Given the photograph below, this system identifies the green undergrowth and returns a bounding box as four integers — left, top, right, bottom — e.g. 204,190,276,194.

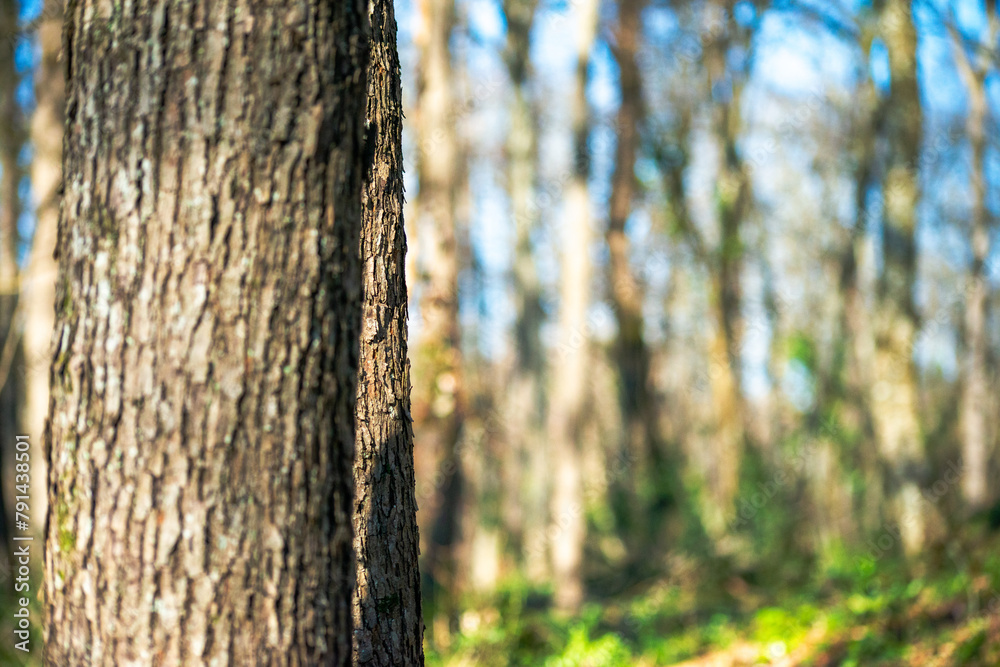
425,531,1000,666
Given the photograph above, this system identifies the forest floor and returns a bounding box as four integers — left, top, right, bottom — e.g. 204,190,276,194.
426,527,1000,666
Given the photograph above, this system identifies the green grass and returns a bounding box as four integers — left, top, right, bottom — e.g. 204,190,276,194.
425,533,1000,666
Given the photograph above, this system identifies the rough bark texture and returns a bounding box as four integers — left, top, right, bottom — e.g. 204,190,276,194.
23,0,65,534
870,0,925,553
548,0,598,614
352,1,424,664
45,2,368,664
412,0,465,638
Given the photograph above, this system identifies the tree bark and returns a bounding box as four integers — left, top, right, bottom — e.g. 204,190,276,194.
870,0,925,554
352,1,424,664
549,0,599,614
44,2,368,663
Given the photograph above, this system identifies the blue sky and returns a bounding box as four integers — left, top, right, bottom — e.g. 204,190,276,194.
393,0,998,403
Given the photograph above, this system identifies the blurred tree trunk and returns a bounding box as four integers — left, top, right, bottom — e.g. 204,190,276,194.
870,0,925,554
701,0,754,535
500,0,544,579
0,0,24,563
0,0,21,293
805,119,872,548
951,13,994,512
352,1,425,664
23,0,63,535
606,0,668,525
45,2,368,662
413,0,466,641
839,72,883,536
656,88,736,542
607,0,680,554
549,0,599,614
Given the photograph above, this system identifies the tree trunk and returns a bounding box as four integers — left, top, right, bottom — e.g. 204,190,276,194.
549,0,599,614
352,1,424,664
44,2,369,663
0,0,21,295
0,0,24,294
951,14,994,512
412,0,465,640
870,0,925,554
837,51,882,536
23,0,64,537
606,0,671,535
701,0,753,536
500,0,544,577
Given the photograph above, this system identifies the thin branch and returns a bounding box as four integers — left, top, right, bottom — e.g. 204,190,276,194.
917,0,1000,70
769,0,860,42
0,295,23,396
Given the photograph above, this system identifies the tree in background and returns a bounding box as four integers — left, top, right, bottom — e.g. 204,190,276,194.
500,0,545,579
413,0,467,640
0,0,23,568
951,2,997,513
0,0,23,309
353,0,425,663
45,2,368,661
836,10,884,538
22,0,62,536
869,0,927,554
605,0,671,544
665,0,761,537
548,0,599,614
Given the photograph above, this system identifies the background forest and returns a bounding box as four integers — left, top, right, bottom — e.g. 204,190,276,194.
2,0,1000,664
